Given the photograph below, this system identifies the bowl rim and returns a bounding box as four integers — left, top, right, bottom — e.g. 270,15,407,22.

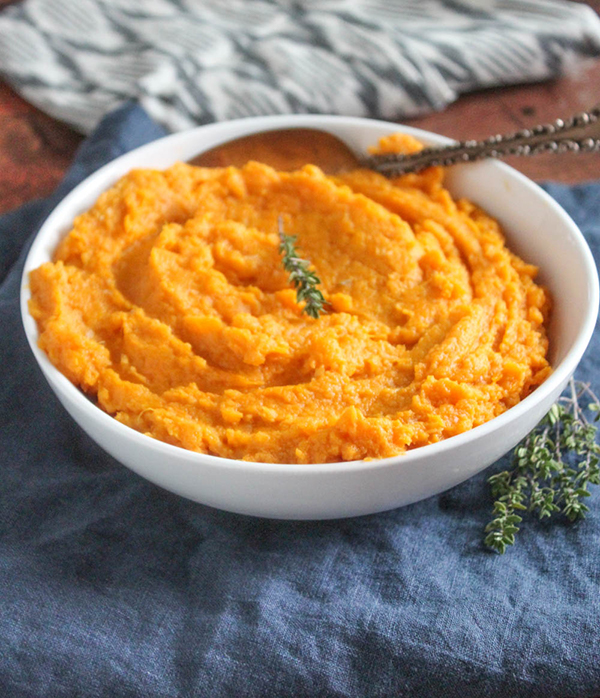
20,113,600,475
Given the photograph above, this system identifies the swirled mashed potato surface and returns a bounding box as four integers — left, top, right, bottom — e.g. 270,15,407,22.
29,135,551,464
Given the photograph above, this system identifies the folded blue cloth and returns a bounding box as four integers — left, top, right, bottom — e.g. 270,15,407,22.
1,103,599,698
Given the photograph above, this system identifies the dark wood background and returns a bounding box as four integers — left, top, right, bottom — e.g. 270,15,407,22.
0,0,599,215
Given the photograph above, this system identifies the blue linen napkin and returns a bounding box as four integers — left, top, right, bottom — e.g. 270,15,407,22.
1,103,600,698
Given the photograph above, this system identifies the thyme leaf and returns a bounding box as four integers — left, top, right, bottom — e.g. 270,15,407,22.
484,379,600,554
278,216,329,319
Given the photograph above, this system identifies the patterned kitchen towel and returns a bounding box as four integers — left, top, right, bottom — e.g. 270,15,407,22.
0,0,599,134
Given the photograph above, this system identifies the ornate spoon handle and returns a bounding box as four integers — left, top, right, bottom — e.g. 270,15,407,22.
363,106,600,176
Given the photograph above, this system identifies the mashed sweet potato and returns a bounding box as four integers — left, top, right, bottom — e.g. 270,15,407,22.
29,134,551,464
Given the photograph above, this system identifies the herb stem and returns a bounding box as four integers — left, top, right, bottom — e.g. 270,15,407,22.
278,216,329,319
484,378,600,554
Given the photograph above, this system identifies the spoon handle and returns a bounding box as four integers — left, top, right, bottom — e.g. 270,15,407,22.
363,106,600,176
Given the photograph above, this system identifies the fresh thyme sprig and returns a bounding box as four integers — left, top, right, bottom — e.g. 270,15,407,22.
278,216,328,319
484,379,600,554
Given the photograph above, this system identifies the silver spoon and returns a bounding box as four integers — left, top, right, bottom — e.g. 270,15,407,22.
363,105,600,176
190,106,600,176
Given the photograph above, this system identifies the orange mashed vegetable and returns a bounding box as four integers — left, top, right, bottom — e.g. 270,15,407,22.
29,134,551,464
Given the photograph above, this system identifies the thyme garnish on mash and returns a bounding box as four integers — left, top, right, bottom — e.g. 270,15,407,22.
278,216,329,319
484,379,600,554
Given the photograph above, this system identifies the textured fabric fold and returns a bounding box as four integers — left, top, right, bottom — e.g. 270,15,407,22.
1,104,600,697
0,0,599,133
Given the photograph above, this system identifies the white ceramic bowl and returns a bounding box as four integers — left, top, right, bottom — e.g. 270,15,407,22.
21,115,599,519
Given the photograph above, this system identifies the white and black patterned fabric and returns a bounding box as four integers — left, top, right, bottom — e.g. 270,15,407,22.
0,0,599,134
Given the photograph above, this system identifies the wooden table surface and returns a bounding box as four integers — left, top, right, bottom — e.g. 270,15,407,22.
0,0,599,215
